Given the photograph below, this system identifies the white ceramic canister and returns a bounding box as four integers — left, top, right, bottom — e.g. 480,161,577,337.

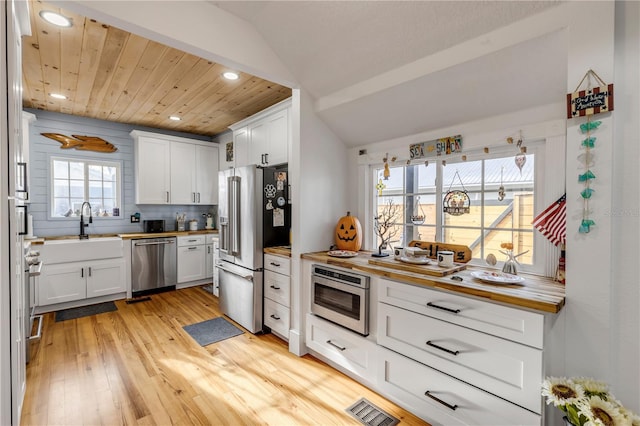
189,219,198,231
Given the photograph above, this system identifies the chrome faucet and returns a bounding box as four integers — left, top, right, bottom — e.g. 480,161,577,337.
79,201,92,239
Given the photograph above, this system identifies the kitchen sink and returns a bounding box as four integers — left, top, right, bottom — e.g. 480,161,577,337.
42,237,123,263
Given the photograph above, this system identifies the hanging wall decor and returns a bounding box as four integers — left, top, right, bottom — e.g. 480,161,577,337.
411,196,426,225
42,133,117,153
567,69,614,119
578,116,600,234
409,135,462,160
443,170,470,216
498,166,506,201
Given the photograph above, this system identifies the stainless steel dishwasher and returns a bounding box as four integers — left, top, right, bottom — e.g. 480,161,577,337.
131,237,177,296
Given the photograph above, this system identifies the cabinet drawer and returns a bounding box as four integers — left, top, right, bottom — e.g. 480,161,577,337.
205,234,218,245
264,270,290,307
306,314,376,380
378,302,542,413
264,254,290,275
178,235,205,247
378,348,541,426
264,298,289,338
379,278,544,348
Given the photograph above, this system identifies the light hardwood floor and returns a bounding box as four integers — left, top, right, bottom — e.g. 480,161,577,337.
22,286,428,425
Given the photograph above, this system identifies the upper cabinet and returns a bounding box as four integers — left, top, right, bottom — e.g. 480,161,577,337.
230,98,291,168
131,130,219,205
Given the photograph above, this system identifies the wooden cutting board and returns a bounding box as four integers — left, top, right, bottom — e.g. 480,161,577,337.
368,256,466,277
407,240,472,263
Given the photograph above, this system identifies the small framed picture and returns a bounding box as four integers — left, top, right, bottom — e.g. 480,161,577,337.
226,142,234,162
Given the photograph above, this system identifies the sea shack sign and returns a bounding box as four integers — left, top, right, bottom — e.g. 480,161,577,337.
566,84,614,119
410,135,462,159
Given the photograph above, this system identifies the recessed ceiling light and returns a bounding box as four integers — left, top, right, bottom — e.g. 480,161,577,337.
169,116,181,121
39,10,73,28
223,71,239,80
49,93,67,100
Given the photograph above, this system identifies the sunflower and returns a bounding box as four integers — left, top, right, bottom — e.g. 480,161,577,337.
542,377,585,408
619,406,640,426
579,396,631,426
574,377,610,397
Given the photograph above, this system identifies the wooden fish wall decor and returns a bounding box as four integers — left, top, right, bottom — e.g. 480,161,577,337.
41,133,118,153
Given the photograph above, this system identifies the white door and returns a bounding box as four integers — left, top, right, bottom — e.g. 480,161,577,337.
38,263,87,305
86,259,126,298
136,137,171,204
195,144,218,204
177,245,206,283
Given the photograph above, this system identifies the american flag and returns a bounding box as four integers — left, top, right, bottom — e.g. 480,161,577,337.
532,194,566,246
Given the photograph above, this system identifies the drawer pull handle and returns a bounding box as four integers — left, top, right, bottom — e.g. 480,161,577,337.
270,314,280,320
426,340,459,356
270,262,281,267
426,302,461,314
270,285,281,290
425,391,458,411
326,340,346,351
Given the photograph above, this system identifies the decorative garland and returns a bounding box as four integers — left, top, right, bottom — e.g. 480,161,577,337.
578,117,600,233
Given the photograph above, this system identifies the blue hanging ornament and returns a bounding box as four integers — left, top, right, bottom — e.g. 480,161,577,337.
580,121,602,133
579,219,596,233
578,170,596,182
580,188,595,199
581,137,596,148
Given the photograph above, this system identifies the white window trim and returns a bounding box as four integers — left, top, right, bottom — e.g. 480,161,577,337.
49,156,123,220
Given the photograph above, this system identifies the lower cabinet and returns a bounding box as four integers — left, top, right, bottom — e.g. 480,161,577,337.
177,236,206,283
263,253,291,339
38,259,125,306
378,348,541,426
306,314,377,381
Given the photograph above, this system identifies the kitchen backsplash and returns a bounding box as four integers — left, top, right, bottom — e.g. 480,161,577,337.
25,109,218,237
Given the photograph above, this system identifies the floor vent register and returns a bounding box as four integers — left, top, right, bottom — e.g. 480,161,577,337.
346,398,400,426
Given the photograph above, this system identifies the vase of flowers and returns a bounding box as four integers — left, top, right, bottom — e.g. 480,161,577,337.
542,376,639,426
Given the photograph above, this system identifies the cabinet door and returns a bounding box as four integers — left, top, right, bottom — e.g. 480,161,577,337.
177,245,206,283
249,120,268,165
195,144,218,204
265,108,289,166
86,259,126,298
233,127,250,167
170,142,197,205
38,263,86,305
205,244,214,279
135,137,171,204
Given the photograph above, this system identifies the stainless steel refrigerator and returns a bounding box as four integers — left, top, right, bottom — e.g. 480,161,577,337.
217,164,289,334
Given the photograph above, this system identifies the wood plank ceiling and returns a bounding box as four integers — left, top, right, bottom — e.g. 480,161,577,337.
22,0,292,136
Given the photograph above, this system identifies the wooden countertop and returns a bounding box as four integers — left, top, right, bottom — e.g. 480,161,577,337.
301,251,565,314
264,246,292,257
29,229,218,244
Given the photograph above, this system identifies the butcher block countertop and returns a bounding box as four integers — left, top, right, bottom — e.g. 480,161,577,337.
264,246,292,257
301,251,565,314
29,229,218,244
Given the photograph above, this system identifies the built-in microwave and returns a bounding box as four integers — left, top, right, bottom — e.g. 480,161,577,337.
310,264,370,336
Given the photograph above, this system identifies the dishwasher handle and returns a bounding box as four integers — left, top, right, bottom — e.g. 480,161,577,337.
134,240,175,246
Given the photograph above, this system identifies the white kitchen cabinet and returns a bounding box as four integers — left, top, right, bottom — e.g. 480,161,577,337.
306,314,377,381
38,259,125,306
263,253,290,339
133,133,171,204
132,130,219,205
377,278,546,422
177,236,206,283
230,98,291,167
378,347,540,426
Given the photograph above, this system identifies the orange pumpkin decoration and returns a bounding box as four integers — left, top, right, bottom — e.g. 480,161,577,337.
335,211,362,251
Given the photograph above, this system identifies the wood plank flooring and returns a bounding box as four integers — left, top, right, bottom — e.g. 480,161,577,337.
22,287,428,425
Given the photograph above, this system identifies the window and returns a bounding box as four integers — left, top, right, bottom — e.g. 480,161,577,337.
373,152,537,268
51,157,122,218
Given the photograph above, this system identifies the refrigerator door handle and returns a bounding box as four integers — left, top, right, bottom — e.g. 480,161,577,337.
217,263,253,281
228,175,241,256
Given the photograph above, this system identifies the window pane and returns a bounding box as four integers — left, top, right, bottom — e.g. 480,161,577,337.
102,181,114,198
69,180,84,197
410,164,436,193
53,179,69,197
483,229,533,266
53,160,68,179
377,166,404,195
53,198,70,217
444,191,481,227
88,164,102,180
70,199,84,216
89,181,103,198
69,162,84,179
406,224,436,245
104,166,117,182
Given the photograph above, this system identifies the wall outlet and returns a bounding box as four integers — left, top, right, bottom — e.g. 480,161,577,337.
131,215,140,223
